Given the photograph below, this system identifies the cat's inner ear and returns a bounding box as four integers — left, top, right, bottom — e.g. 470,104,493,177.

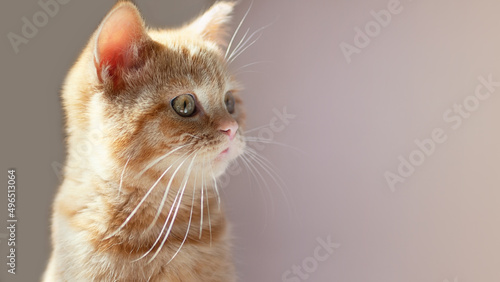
93,2,149,87
187,1,235,46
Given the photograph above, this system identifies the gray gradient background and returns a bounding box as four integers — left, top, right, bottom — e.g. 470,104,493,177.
2,0,500,281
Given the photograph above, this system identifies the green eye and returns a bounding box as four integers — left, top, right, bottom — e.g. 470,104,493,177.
171,94,196,117
225,91,235,114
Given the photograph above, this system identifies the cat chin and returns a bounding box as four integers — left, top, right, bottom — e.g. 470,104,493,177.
210,160,233,178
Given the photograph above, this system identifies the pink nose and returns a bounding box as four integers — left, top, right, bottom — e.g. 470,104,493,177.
219,119,239,141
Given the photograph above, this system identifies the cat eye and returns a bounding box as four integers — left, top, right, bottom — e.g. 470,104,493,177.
225,91,235,114
171,94,196,117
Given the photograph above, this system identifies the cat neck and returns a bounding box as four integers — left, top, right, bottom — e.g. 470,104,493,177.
92,171,227,260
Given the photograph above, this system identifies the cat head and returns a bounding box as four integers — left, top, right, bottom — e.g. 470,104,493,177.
65,1,245,183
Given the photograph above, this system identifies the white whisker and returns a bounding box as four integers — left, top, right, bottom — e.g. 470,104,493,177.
244,148,294,219
118,157,131,196
167,167,197,264
148,151,199,263
104,150,191,240
239,154,273,225
211,174,221,210
147,150,197,231
245,147,285,183
134,150,199,262
224,0,253,59
234,60,272,74
228,25,266,64
240,152,275,215
139,144,188,176
135,175,184,262
199,157,205,239
204,163,212,246
243,136,305,154
243,123,277,134
228,17,277,64
183,133,201,140
228,28,250,61
228,32,262,65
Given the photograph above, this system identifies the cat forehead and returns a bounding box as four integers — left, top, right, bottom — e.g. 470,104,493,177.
145,29,238,106
147,29,221,55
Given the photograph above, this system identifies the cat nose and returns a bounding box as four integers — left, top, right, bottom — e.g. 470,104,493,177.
219,119,238,141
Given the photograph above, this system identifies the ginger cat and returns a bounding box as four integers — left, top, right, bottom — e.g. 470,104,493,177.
43,1,245,281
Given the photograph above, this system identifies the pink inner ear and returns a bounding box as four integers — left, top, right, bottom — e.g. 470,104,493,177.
94,4,146,82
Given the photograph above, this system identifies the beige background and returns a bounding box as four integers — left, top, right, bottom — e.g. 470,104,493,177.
2,0,500,281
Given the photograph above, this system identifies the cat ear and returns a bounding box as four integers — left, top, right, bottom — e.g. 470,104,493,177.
93,2,150,87
187,1,235,46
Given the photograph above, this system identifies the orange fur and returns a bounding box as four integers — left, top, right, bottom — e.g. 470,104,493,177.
43,1,244,281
